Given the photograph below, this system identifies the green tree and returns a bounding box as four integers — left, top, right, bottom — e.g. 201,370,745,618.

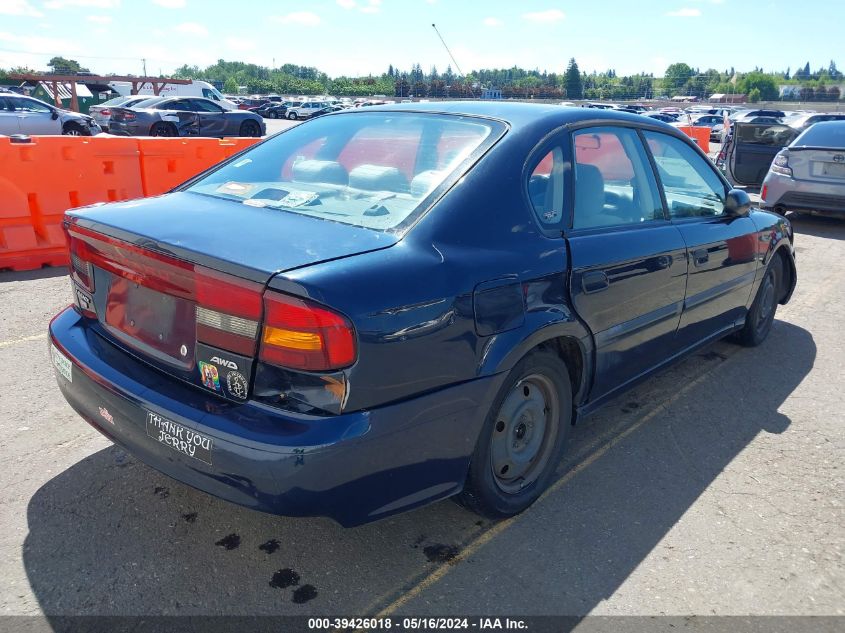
737,72,779,101
748,88,761,103
223,77,239,94
664,62,693,95
564,58,582,99
47,56,87,74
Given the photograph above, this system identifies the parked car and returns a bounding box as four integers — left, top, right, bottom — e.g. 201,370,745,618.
0,93,101,136
718,121,799,187
108,96,265,137
286,101,330,119
238,97,268,110
309,104,344,119
49,103,796,526
787,112,845,132
760,121,845,217
643,112,678,123
89,95,152,132
250,102,289,119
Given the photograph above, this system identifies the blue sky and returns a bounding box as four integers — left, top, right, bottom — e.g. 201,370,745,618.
1,0,842,78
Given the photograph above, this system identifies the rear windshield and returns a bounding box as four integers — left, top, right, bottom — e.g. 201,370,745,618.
186,112,501,231
793,122,845,148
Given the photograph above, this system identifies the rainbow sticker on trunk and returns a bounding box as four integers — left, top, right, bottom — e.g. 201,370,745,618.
198,361,221,392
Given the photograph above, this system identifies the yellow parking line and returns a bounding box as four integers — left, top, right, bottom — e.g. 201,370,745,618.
0,332,47,349
372,347,738,618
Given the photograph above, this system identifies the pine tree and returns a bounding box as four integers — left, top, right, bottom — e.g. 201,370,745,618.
564,58,583,99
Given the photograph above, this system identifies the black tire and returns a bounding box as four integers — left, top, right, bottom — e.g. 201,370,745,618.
269,111,277,119
239,120,261,137
150,122,177,137
62,123,85,136
457,350,572,519
735,257,781,347
288,112,298,120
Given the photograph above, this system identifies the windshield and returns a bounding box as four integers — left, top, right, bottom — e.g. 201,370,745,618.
792,121,845,148
186,112,501,231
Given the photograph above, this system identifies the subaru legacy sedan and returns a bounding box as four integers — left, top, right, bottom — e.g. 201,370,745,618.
49,103,796,526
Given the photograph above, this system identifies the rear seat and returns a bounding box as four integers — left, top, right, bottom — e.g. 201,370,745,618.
292,160,349,186
348,164,409,193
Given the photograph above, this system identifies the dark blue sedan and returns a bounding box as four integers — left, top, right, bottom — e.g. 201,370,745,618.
49,103,796,526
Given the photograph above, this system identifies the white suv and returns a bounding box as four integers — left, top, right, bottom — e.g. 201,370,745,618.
287,101,329,120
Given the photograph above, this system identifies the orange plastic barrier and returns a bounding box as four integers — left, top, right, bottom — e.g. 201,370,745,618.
0,135,142,271
137,137,260,197
0,135,262,271
677,126,710,155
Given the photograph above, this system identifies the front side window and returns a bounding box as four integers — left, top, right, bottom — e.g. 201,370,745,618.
572,126,664,229
16,98,52,113
186,112,501,232
643,131,726,218
191,99,223,113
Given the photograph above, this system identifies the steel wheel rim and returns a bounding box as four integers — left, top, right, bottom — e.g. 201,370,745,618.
757,271,776,330
65,128,81,135
490,373,559,494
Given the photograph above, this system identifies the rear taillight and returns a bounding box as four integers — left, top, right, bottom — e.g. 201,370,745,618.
771,151,792,177
761,185,768,202
122,111,136,121
100,108,110,116
64,223,263,355
260,293,356,372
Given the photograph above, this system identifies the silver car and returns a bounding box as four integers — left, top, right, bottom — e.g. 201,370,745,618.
88,95,151,132
0,93,101,136
760,121,845,218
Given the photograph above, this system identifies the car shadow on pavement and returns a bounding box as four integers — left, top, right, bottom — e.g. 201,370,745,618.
0,266,69,283
22,321,815,619
789,214,845,241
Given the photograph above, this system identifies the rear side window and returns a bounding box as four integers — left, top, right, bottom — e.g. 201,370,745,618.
793,122,845,147
186,112,501,232
643,131,726,218
572,127,664,229
527,149,564,227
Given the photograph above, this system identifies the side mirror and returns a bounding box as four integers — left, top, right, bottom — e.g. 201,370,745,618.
724,188,751,217
51,110,59,120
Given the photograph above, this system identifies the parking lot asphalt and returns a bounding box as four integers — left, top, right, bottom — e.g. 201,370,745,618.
0,215,842,620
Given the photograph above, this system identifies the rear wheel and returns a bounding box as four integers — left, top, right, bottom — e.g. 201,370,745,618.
457,350,572,518
239,120,261,137
150,122,177,137
735,258,781,347
268,111,277,119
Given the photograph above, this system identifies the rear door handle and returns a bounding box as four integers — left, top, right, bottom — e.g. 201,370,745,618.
692,248,709,266
582,271,609,294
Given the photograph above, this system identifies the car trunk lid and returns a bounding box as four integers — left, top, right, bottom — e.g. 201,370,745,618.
786,147,845,182
64,191,396,398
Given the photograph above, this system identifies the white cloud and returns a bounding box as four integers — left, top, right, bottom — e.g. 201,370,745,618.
43,0,119,8
666,7,702,16
359,0,381,13
0,31,79,53
173,21,207,35
152,0,186,7
86,14,112,22
522,9,565,23
272,11,321,25
336,0,356,7
482,17,503,27
0,0,43,17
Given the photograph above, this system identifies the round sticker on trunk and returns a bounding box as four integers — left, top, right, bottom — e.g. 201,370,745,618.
226,371,248,400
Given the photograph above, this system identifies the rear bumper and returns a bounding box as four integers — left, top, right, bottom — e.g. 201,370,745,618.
49,307,501,526
762,173,845,215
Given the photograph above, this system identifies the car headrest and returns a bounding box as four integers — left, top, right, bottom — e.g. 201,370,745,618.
410,170,444,197
292,160,348,186
574,164,605,223
349,164,408,193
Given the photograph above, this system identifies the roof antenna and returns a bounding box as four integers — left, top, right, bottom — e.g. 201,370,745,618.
431,23,475,98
